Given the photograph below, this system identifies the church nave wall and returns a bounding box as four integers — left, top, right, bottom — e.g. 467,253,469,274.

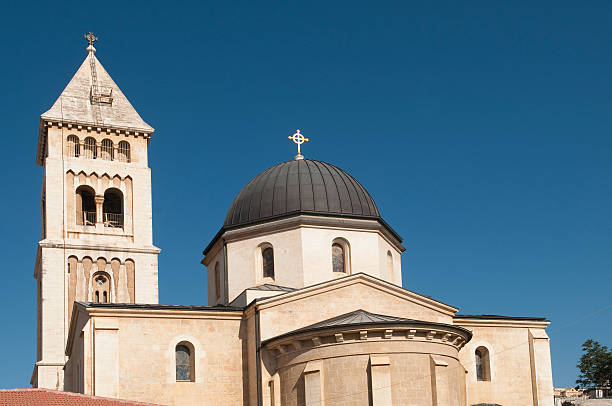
64,308,245,405
454,319,553,406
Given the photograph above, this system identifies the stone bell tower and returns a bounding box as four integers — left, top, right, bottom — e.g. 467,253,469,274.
32,34,160,389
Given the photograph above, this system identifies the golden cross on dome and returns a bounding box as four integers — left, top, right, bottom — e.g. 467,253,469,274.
288,129,309,160
84,32,98,46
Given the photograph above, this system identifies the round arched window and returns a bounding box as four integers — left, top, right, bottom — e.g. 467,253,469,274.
262,247,274,278
332,243,345,273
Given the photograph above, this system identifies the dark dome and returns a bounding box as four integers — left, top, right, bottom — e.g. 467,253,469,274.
224,159,381,228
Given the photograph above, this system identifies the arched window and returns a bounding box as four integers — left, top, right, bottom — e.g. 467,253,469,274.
118,141,131,163
475,347,491,381
100,139,114,160
262,247,274,278
386,251,393,280
92,272,110,303
83,137,97,159
332,238,350,273
76,185,96,226
176,342,195,382
214,262,221,300
103,188,123,228
332,243,345,273
67,135,80,157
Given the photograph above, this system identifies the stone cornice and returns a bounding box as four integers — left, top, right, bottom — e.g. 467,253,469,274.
41,119,153,138
38,240,161,254
84,307,244,320
453,317,550,329
264,322,471,359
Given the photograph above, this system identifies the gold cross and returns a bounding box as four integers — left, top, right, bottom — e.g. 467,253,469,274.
288,129,309,159
84,32,98,46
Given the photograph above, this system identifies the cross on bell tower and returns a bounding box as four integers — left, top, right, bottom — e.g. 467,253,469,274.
84,32,98,45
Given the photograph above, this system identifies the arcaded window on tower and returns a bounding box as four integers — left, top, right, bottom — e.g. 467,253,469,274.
92,272,110,303
176,342,195,382
475,346,491,381
262,247,274,279
83,137,97,159
67,135,80,157
76,185,96,226
103,188,123,228
118,141,131,163
101,139,114,160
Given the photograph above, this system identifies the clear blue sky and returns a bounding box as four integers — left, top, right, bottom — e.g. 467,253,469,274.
0,0,610,389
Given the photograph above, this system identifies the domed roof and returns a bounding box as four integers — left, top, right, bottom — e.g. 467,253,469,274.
224,159,381,228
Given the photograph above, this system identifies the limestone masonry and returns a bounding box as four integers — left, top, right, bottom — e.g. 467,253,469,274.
31,40,554,406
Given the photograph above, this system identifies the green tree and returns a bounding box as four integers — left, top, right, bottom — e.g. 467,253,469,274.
576,339,612,389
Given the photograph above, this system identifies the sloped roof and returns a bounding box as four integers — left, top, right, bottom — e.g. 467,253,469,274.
0,389,162,406
304,309,413,329
247,283,297,292
77,302,243,311
263,309,472,344
454,314,548,322
41,50,153,133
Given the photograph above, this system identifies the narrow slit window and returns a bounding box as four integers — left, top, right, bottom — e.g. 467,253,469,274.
475,347,491,381
332,243,345,273
214,262,221,300
262,247,274,278
176,343,194,382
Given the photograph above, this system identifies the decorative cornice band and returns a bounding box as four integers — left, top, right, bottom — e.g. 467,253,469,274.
265,323,471,358
41,118,153,138
38,241,161,254
453,318,550,329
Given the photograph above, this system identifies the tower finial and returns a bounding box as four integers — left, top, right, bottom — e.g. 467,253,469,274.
84,32,98,54
288,129,309,160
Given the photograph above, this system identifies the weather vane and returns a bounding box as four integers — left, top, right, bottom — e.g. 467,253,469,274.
288,129,309,160
84,32,98,46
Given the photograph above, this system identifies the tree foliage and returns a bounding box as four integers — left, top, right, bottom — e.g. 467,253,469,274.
576,339,612,389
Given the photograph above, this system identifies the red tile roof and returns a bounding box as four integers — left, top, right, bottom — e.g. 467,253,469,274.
0,389,163,406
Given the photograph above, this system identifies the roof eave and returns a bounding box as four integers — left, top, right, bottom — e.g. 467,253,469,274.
203,212,404,257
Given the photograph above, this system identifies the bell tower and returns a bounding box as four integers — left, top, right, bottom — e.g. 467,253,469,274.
32,34,160,389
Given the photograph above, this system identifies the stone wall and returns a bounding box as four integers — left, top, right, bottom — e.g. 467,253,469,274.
65,307,245,406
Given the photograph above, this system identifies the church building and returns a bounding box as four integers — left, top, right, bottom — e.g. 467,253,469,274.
31,35,554,406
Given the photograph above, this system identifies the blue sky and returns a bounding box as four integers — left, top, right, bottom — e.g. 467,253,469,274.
0,0,610,389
